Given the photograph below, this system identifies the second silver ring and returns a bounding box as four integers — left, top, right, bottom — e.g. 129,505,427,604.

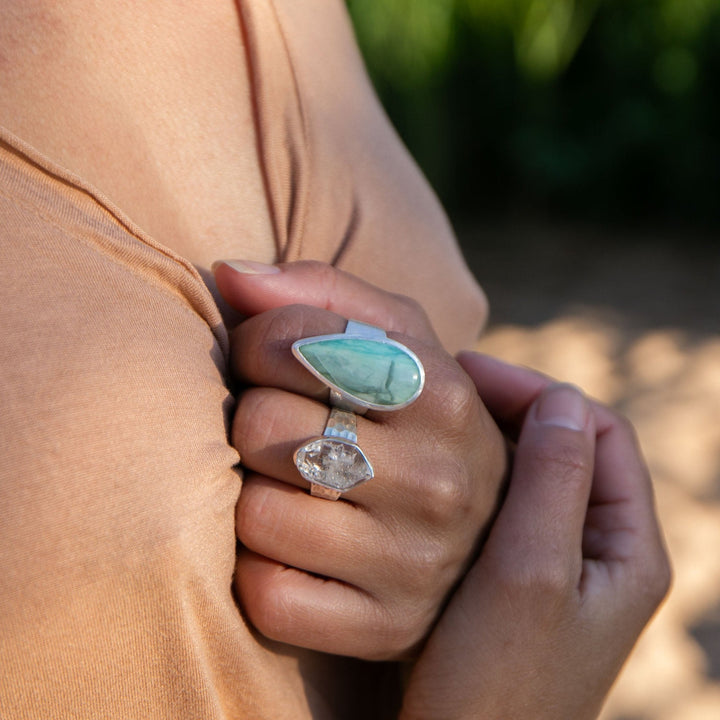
293,407,374,501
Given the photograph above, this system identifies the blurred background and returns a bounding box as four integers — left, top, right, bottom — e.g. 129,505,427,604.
347,1,720,718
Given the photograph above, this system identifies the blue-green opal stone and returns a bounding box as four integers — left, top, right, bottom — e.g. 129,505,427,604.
297,338,421,407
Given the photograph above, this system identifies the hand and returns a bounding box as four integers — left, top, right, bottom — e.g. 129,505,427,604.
213,260,507,660
400,354,671,720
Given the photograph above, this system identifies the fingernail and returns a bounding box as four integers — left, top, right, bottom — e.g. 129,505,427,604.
211,259,281,275
535,384,589,431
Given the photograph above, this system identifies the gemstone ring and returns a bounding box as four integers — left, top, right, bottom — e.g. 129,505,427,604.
291,320,425,499
294,407,374,500
291,320,425,414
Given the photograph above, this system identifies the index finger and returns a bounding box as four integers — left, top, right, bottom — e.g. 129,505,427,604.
231,303,472,431
457,352,625,438
460,352,669,574
213,259,439,343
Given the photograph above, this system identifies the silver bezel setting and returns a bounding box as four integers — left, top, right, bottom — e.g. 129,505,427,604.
293,436,374,493
291,322,425,413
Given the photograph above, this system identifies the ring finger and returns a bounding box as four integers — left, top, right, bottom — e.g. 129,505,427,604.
233,386,429,508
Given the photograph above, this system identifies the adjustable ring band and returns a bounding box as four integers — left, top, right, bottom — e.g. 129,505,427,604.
293,407,374,501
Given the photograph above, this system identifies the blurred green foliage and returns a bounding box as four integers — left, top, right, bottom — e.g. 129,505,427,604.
347,0,720,229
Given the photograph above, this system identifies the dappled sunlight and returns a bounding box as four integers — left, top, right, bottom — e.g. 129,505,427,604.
477,317,720,720
476,316,623,402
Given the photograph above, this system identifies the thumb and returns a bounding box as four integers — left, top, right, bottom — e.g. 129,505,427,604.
212,259,437,341
488,384,596,580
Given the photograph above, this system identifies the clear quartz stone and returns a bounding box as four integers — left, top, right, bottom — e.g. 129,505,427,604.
295,438,373,490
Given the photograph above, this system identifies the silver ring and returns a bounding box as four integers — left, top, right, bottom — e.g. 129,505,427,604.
294,407,374,500
291,320,425,413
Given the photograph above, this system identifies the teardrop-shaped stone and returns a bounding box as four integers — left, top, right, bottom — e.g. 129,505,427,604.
294,337,422,408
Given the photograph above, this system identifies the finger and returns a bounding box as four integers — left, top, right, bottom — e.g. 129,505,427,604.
591,413,653,509
459,356,665,555
488,384,596,579
457,352,634,446
231,304,351,401
232,305,487,437
236,474,426,593
233,387,334,489
462,354,670,599
233,387,477,515
456,352,554,433
233,386,393,502
214,259,438,342
584,413,670,584
235,549,421,660
458,352,618,437
231,303,437,409
580,415,671,626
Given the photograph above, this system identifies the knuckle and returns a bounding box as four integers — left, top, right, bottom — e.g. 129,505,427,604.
234,483,267,546
364,603,427,661
235,479,288,553
233,556,293,642
428,363,479,430
234,308,297,381
246,585,294,642
415,459,473,527
259,304,309,349
297,259,331,275
406,534,454,580
373,530,455,616
388,292,427,324
297,260,340,311
531,563,575,601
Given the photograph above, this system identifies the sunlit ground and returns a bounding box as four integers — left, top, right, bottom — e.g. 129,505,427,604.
464,221,720,720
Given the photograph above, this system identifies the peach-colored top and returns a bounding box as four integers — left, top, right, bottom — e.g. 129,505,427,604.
0,2,483,718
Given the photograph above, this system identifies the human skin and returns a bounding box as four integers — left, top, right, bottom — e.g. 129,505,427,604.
215,260,670,717
400,356,671,719
1,2,665,714
214,259,508,660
